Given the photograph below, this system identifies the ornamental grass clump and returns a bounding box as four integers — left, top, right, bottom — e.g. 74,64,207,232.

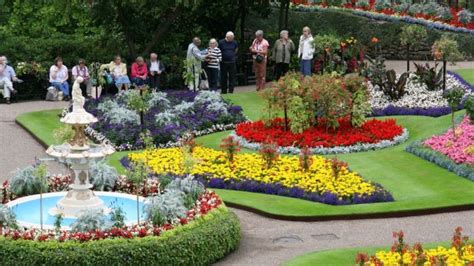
220,136,241,164
259,142,280,169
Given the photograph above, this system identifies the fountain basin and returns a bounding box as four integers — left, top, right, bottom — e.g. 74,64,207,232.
6,192,146,230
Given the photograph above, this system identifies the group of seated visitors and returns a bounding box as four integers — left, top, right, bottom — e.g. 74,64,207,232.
1,53,166,104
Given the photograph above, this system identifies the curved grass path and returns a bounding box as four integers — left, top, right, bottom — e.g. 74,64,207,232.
16,92,474,218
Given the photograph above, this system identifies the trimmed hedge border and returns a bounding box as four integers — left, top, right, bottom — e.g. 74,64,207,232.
0,207,240,266
406,141,474,181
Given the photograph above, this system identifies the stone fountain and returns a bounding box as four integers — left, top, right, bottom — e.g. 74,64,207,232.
46,77,115,218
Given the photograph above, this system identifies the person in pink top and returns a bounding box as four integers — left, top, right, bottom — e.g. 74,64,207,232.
249,30,269,91
130,56,148,87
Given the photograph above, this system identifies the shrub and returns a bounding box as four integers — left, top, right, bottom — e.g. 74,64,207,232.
9,165,48,196
144,189,187,226
465,95,474,124
413,62,443,91
314,75,352,129
422,2,439,16
436,6,454,21
71,210,110,232
89,160,118,191
356,0,369,9
109,201,126,228
0,207,240,266
288,95,313,133
0,204,17,231
382,70,409,101
166,176,205,208
443,87,466,138
457,10,473,25
374,0,391,11
393,2,409,13
407,3,423,16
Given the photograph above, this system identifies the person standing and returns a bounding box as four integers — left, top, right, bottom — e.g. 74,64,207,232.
147,53,165,91
205,39,222,91
131,56,149,87
186,37,207,91
250,30,269,91
71,59,92,97
49,57,70,101
272,30,295,81
298,26,314,77
107,55,131,90
219,31,238,94
0,56,18,104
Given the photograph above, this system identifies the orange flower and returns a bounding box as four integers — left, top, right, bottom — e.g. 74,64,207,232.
371,37,379,43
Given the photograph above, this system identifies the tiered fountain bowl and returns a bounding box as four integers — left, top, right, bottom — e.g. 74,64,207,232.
6,78,145,229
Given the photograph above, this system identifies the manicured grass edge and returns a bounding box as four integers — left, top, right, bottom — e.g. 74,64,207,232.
0,207,240,266
406,141,474,181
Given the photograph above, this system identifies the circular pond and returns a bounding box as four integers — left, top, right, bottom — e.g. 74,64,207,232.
6,191,145,230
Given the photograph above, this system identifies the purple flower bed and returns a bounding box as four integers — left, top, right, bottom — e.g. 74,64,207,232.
85,90,246,150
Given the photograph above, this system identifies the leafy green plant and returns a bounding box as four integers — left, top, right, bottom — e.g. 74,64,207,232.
9,165,48,197
382,70,409,101
71,210,110,232
432,34,463,90
144,189,187,227
109,201,126,228
166,176,205,208
351,89,372,127
288,96,312,134
362,55,387,90
443,87,465,138
53,214,63,233
464,95,474,124
90,160,118,191
413,62,443,91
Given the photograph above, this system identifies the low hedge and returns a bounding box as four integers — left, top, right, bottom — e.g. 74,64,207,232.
0,207,240,266
247,8,474,60
406,141,474,181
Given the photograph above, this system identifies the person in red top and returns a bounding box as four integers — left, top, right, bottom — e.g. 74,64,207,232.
131,56,148,87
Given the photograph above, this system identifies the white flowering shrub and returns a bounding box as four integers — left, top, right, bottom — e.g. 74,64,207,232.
369,73,472,110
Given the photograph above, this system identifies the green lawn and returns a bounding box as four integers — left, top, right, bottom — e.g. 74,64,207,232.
285,242,448,266
454,69,474,85
16,91,474,218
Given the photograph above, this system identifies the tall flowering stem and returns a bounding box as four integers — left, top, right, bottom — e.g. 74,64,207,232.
259,142,280,169
220,136,241,164
298,146,313,171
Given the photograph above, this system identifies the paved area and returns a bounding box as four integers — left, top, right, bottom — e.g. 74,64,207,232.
0,63,473,265
0,101,68,180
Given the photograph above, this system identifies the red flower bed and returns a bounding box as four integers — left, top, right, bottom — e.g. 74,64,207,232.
235,118,403,148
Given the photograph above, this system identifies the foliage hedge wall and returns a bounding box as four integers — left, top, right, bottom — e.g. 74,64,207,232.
247,9,474,60
0,207,240,266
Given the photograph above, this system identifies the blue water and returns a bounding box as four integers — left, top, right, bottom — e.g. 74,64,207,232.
10,195,145,227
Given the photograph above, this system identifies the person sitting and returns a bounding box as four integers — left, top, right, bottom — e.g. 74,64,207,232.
130,56,148,87
107,55,130,91
49,57,70,101
0,56,19,104
147,53,165,91
71,58,92,98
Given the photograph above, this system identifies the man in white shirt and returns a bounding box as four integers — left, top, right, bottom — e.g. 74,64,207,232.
147,53,165,91
0,56,19,104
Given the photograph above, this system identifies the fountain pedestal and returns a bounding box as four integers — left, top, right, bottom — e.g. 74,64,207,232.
46,77,115,218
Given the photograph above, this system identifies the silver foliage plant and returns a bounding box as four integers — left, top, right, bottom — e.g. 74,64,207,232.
0,204,17,228
71,209,110,232
89,160,118,191
148,91,171,110
9,165,48,196
166,175,205,202
97,99,140,125
144,189,187,224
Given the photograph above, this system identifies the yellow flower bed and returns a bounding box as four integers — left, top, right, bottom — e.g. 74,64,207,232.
129,146,380,199
372,245,474,265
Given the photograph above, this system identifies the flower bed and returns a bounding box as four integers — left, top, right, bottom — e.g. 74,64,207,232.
355,227,474,265
0,207,240,265
370,73,473,117
83,90,246,150
234,118,407,154
406,116,474,180
291,2,474,34
126,146,394,205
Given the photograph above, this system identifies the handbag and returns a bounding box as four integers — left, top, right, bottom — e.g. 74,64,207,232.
255,54,264,63
199,70,209,90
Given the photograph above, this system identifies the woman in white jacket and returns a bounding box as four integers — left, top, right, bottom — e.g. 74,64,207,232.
298,26,314,76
